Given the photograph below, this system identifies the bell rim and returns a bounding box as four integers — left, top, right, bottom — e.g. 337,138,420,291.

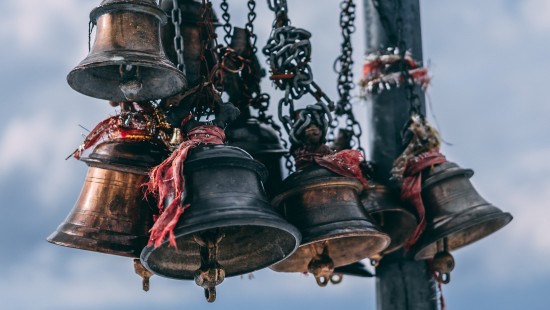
67,51,187,102
140,216,302,280
90,0,168,25
367,208,418,254
413,207,513,260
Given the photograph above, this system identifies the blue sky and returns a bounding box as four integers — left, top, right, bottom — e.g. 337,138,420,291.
0,0,549,309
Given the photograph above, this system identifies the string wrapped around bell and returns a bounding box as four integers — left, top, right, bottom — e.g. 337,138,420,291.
390,113,513,283
139,97,301,302
48,103,170,258
270,103,390,286
67,0,186,102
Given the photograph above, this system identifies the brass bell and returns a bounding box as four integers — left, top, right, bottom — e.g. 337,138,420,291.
362,183,417,258
413,161,513,260
48,140,168,257
160,0,219,85
67,0,186,102
226,116,287,198
140,145,301,301
270,165,390,285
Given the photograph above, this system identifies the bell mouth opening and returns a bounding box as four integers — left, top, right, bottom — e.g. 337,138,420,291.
140,223,301,280
414,211,513,260
271,232,390,273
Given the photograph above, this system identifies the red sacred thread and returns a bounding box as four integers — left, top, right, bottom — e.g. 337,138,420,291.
402,150,447,252
145,125,225,248
294,145,368,186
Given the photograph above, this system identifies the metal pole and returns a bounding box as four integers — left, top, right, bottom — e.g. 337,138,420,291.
363,0,439,309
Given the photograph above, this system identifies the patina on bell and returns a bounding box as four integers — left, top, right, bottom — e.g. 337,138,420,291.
270,165,390,286
48,140,168,257
67,0,186,102
413,161,513,260
140,145,301,297
160,0,218,85
362,183,417,258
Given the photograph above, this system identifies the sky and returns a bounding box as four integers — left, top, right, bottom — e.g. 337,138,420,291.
0,0,549,309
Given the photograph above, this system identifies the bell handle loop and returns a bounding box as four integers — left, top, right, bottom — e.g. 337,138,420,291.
315,275,329,287
437,272,450,284
370,258,379,267
330,274,343,284
205,287,217,303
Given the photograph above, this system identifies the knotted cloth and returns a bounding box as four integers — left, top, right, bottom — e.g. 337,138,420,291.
401,150,447,251
146,125,226,248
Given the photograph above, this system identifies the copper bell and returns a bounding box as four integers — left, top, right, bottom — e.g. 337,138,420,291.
160,0,218,85
413,161,513,261
227,117,286,198
362,183,417,260
48,140,168,257
271,165,390,286
140,145,301,301
67,0,186,102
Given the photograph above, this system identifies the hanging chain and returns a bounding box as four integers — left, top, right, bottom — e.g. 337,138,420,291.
171,0,186,72
330,0,364,155
245,0,258,53
220,0,232,46
267,0,288,15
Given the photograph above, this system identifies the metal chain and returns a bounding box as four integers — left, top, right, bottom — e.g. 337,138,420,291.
330,0,364,155
220,0,232,46
171,0,186,72
245,0,258,53
267,0,288,14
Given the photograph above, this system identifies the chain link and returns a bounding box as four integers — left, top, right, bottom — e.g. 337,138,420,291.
220,0,232,46
171,0,186,72
245,0,258,53
267,0,288,14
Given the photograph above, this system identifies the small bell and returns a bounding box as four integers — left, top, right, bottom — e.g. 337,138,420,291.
413,161,513,260
67,0,186,102
48,140,168,257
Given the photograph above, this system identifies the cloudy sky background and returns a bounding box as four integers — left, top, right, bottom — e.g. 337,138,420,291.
0,0,548,309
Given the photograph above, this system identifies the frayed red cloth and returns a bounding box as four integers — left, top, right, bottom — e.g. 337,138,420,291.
294,145,368,186
402,150,447,251
146,125,225,248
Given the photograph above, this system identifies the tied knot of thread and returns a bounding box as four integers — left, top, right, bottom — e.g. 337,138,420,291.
146,125,226,248
402,149,447,252
294,145,368,186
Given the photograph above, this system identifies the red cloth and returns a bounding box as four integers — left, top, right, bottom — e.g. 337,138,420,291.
294,145,368,186
402,150,447,251
146,125,226,248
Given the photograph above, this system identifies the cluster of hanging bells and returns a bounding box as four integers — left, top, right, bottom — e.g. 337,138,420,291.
49,0,513,303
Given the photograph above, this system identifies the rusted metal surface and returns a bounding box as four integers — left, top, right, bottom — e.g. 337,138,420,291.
140,145,301,282
48,140,167,257
68,0,186,102
271,165,390,284
413,161,513,260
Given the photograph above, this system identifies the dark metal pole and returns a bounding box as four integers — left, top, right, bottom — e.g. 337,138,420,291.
363,0,439,309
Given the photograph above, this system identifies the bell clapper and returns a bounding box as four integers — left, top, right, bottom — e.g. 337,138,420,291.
330,273,343,284
431,238,454,285
119,64,143,101
370,254,382,267
133,259,153,292
193,231,226,303
307,242,336,287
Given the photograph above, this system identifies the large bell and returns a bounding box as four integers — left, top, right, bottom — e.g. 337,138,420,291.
362,183,417,257
160,0,218,85
48,140,168,257
270,165,390,286
413,161,513,260
140,145,301,298
67,0,186,102
226,117,286,198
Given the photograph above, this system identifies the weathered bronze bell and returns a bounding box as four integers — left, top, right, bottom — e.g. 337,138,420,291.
160,0,218,86
362,183,417,258
226,117,286,198
67,0,186,102
270,165,390,285
48,140,168,257
413,161,513,260
140,145,301,300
